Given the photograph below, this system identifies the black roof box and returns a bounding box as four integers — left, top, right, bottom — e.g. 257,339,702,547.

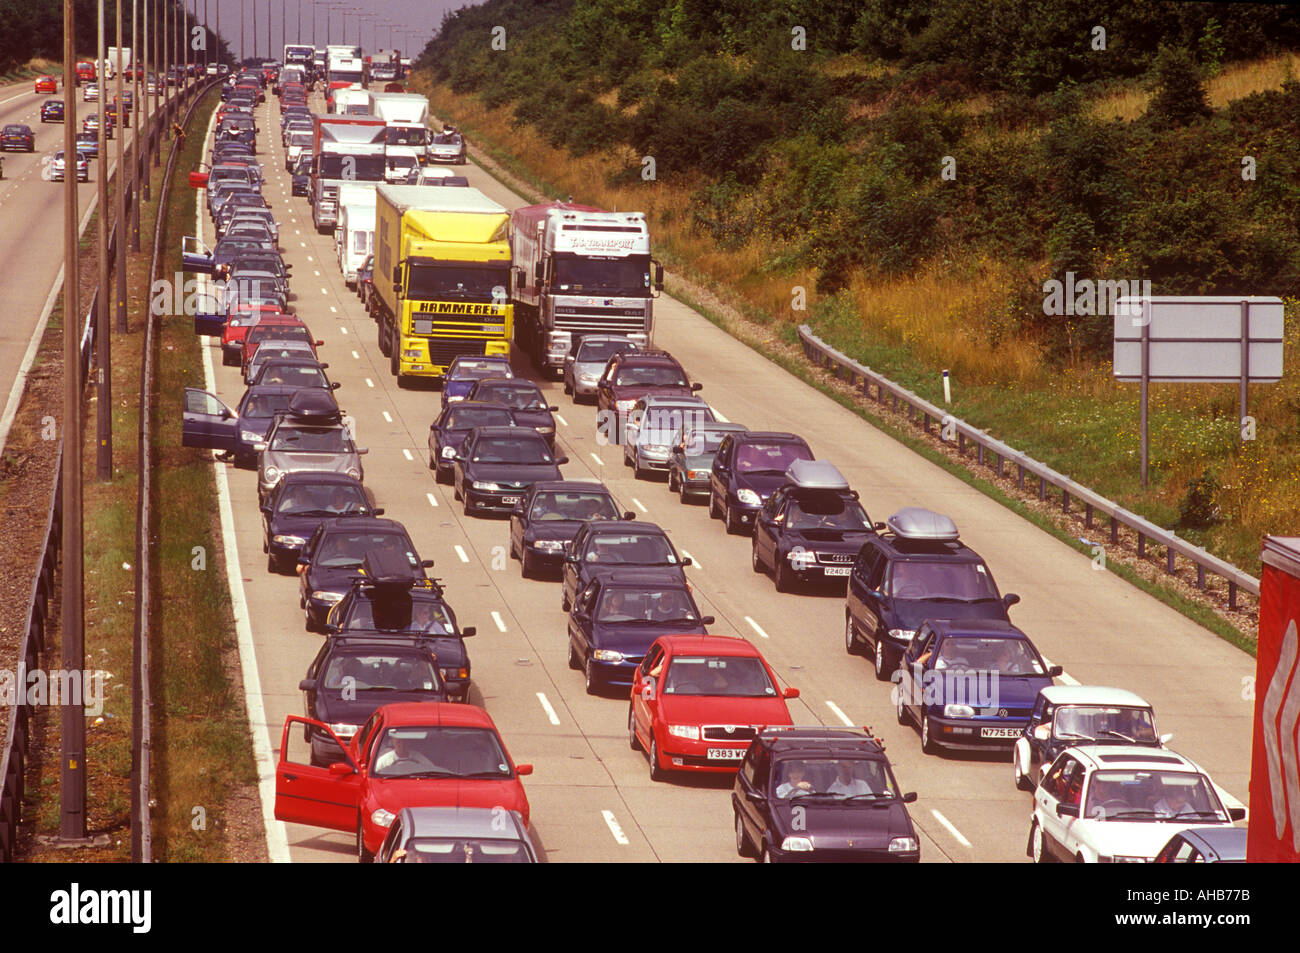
362,549,419,588
287,387,340,420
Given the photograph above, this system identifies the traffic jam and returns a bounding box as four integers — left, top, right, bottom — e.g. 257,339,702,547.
177,48,1247,865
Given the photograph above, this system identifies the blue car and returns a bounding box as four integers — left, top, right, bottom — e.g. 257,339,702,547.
895,618,1060,755
440,355,513,408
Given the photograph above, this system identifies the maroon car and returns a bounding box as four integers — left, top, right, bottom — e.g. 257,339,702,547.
595,349,702,444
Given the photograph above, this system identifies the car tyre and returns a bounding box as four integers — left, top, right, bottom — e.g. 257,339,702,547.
774,555,794,592
844,616,858,655
521,549,537,580
709,491,721,520
567,639,581,670
648,736,667,782
1014,753,1032,792
266,553,278,574
896,685,908,726
1029,820,1055,863
735,810,756,859
357,822,373,864
921,713,938,754
377,322,390,356
563,377,572,396
584,659,599,695
874,639,890,681
435,463,451,485
628,706,642,751
678,478,690,504
751,538,765,574
724,501,744,535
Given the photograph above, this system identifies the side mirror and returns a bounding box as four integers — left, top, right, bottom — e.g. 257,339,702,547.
392,266,400,283
1056,803,1080,818
421,559,434,569
370,508,384,516
328,761,354,777
690,383,703,392
902,791,918,804
515,763,533,777
681,557,692,567
1048,665,1063,677
653,262,664,291
622,511,636,520
1003,592,1021,609
548,405,559,412
1033,724,1050,741
700,616,715,626
356,448,369,455
298,678,316,692
461,626,476,638
555,456,569,466
295,561,308,574
1229,807,1246,822
783,687,800,700
259,500,272,514
251,442,267,452
331,382,341,390
873,521,887,531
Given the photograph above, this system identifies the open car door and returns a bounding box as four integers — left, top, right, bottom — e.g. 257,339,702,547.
274,715,361,833
181,387,239,453
182,235,215,275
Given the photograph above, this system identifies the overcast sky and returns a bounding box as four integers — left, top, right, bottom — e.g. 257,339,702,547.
195,0,476,61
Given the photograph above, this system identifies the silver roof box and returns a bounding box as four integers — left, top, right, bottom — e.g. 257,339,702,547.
784,459,849,491
887,507,958,541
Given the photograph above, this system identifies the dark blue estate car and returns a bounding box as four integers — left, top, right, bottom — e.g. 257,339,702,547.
427,400,516,484
708,431,814,535
895,618,1061,755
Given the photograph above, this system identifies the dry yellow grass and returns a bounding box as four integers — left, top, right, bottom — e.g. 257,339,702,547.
1091,51,1300,121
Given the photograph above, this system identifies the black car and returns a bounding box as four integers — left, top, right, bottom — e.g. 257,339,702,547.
508,480,629,578
732,727,920,864
214,238,281,278
427,401,516,484
296,518,433,632
567,568,714,695
40,100,64,123
667,421,749,503
290,154,311,195
1,123,35,152
325,570,477,702
464,378,559,448
299,635,448,766
450,425,568,517
751,460,879,592
261,471,376,573
560,520,689,612
844,507,1020,680
708,431,815,534
180,383,338,468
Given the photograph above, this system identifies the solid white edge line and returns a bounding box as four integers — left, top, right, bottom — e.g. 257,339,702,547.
601,809,630,845
491,610,506,632
536,692,560,726
825,700,854,726
195,103,291,863
745,616,770,639
426,491,438,508
930,809,972,848
453,545,469,563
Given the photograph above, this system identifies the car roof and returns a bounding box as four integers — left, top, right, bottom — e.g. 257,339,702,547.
441,400,514,415
598,567,694,589
617,351,683,366
279,470,365,486
468,425,549,439
380,701,496,730
868,532,981,562
400,806,527,840
659,634,759,657
528,480,610,493
318,516,405,534
473,378,540,391
728,430,807,444
757,727,887,759
584,520,666,537
1066,746,1199,771
1038,685,1151,707
1173,826,1247,857
927,619,1025,639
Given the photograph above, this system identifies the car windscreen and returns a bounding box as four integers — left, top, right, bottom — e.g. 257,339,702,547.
241,392,297,419
269,425,349,453
288,131,312,145
1053,707,1158,745
342,596,454,635
469,437,554,465
474,383,546,411
403,838,530,863
613,365,687,387
529,491,619,522
684,428,736,454
582,533,676,565
431,132,462,145
637,407,714,444
787,494,870,531
248,326,308,346
889,560,1000,601
258,364,328,387
448,360,511,381
596,587,696,624
576,340,634,363
773,758,899,800
3,125,28,134
662,656,776,697
1083,770,1226,823
386,127,428,146
406,263,509,304
369,726,511,779
445,406,514,430
933,637,1046,676
273,482,367,516
734,441,811,474
321,653,439,693
313,531,415,569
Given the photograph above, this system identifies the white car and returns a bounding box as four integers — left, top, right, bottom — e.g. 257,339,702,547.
1027,745,1245,863
623,395,715,476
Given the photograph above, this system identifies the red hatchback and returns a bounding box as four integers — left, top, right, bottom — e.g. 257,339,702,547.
629,635,798,780
34,75,57,94
275,702,533,862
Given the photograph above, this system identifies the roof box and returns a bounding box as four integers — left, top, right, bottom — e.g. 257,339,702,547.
362,549,419,588
784,459,849,491
887,507,958,541
287,387,340,420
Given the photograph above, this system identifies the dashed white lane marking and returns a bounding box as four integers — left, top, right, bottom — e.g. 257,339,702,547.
491,611,506,632
382,411,393,423
365,378,374,388
314,269,321,276
931,810,972,848
299,241,305,247
825,700,854,726
536,692,561,726
351,350,359,359
426,492,439,508
554,413,567,427
745,616,770,639
589,452,603,467
307,255,313,261
632,498,647,513
401,448,413,461
601,810,630,846
330,306,337,313
454,545,469,563
320,287,327,294
339,326,347,334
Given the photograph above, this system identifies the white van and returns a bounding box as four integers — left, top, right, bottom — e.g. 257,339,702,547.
335,183,377,286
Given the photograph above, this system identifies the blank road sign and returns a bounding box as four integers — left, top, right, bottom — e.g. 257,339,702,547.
1113,296,1284,383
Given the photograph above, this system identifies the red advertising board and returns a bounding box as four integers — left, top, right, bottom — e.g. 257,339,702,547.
1249,536,1300,862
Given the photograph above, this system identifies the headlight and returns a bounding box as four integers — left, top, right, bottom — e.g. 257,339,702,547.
403,348,421,358
263,466,280,482
240,429,261,443
644,444,668,454
311,590,344,603
272,534,307,546
447,395,465,402
440,445,457,459
686,469,708,480
667,724,700,740
1106,855,1147,863
472,481,501,492
531,539,564,553
370,808,395,828
781,836,814,852
736,489,760,506
440,667,468,680
944,704,974,718
615,399,636,411
592,649,625,662
327,722,359,738
888,836,919,853
535,426,554,434
346,467,362,480
888,628,917,642
579,372,598,383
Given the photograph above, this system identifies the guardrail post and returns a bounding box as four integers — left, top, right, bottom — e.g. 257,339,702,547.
1038,475,1046,501
1196,565,1205,590
1062,489,1069,514
977,443,984,466
1138,533,1146,558
958,433,966,453
922,412,930,433
995,453,1003,477
1110,516,1119,545
1229,581,1238,609
1167,547,1176,575
1017,464,1025,489
1085,503,1094,528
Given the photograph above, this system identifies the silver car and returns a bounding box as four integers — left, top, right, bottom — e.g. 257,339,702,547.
376,806,540,863
562,335,642,401
256,413,367,503
51,150,90,182
623,395,716,478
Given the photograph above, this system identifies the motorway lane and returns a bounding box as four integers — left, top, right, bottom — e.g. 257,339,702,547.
193,88,1252,864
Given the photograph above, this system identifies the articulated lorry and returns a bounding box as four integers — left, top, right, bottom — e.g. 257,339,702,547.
326,49,365,110
311,113,387,233
367,91,431,183
373,184,512,386
509,202,663,374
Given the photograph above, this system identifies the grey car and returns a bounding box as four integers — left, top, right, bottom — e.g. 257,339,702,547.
255,400,368,503
667,421,750,502
622,395,716,478
562,335,642,401
376,806,541,863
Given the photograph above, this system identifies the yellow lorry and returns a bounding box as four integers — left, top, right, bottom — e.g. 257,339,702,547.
373,184,512,386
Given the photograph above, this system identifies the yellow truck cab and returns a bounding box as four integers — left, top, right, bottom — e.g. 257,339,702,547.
373,184,512,386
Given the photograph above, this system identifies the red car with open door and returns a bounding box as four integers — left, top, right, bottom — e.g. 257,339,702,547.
629,634,798,781
275,702,533,862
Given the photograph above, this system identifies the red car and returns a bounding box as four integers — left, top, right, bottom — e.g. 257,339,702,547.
75,61,96,84
275,702,533,862
219,306,288,365
629,635,799,780
34,75,57,94
239,315,315,371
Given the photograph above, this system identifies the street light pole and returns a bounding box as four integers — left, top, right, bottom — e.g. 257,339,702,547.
115,0,127,335
96,0,111,482
131,0,141,246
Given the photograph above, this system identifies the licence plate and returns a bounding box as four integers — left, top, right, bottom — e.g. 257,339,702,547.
824,567,850,576
500,496,521,505
707,748,746,761
981,727,1020,739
